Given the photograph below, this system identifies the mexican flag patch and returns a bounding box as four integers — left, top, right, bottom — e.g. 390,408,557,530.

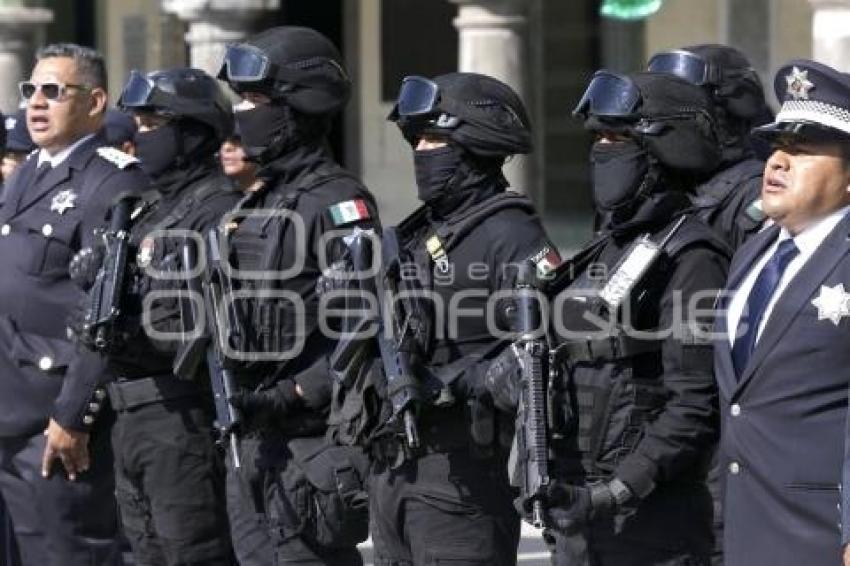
530,246,562,278
328,199,370,226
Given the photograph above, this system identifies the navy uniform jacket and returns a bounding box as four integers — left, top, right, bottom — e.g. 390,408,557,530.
0,134,148,437
714,214,850,565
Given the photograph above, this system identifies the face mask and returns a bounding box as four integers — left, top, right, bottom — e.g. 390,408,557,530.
414,145,461,204
133,123,181,179
234,103,293,162
591,140,649,213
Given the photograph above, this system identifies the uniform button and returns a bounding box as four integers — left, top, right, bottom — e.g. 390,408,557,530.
88,402,101,413
729,462,741,475
731,404,741,417
38,356,53,371
82,414,95,426
0,224,9,236
94,388,107,401
41,224,53,237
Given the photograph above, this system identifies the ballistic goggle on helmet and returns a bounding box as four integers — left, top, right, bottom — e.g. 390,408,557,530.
648,47,766,121
119,68,234,142
217,38,351,115
574,70,723,172
389,73,532,158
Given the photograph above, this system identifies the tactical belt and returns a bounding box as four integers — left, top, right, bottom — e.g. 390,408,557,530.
554,334,663,364
107,375,201,412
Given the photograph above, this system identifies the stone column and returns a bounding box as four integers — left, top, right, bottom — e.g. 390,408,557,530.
451,0,536,199
809,0,850,70
162,0,280,76
0,3,53,113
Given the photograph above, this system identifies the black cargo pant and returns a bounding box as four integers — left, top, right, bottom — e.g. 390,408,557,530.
370,447,521,566
0,419,122,566
546,483,714,566
111,393,232,565
225,432,363,566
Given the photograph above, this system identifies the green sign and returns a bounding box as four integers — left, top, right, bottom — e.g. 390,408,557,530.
600,0,663,20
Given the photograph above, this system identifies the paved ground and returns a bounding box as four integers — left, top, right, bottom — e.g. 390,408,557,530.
357,522,550,565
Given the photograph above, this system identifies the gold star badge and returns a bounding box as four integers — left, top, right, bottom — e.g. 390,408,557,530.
811,283,850,326
786,66,815,100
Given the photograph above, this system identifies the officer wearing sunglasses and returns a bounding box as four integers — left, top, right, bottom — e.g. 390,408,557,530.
0,43,149,566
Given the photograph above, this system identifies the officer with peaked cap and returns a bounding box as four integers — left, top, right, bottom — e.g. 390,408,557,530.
649,44,771,249
1,108,33,183
713,59,850,566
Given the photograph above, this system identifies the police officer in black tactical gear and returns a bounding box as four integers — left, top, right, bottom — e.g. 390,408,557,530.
217,26,378,566
68,67,239,565
649,44,772,249
485,70,730,565
0,43,149,566
357,71,557,566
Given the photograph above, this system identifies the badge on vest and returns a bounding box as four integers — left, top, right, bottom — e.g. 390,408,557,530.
50,189,77,214
599,236,661,311
811,283,850,325
328,199,370,226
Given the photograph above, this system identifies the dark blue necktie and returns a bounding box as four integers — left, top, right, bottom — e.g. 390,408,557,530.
731,238,800,378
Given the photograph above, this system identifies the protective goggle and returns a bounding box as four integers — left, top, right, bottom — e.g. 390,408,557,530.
647,50,721,87
396,76,442,117
119,70,158,107
219,43,271,83
19,80,89,102
573,71,641,118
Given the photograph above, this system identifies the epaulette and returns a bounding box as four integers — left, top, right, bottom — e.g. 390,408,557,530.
96,146,139,169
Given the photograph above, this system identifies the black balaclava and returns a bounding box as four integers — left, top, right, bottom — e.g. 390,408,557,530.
412,142,506,217
235,103,330,167
414,144,463,204
591,139,651,217
134,119,217,187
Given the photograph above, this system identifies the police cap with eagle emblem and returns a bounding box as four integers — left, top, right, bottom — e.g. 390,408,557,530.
754,59,850,143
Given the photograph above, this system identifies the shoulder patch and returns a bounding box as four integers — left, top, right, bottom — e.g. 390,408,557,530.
529,245,562,279
96,147,139,170
744,198,766,223
328,199,370,226
25,148,38,162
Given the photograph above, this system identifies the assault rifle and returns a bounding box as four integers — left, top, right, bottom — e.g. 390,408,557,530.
508,264,551,528
81,198,133,350
174,230,242,469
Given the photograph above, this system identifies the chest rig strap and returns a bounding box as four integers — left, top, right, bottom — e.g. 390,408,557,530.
421,192,537,270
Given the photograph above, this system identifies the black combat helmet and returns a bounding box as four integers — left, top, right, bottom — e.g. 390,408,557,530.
218,26,351,116
118,67,234,144
649,44,768,123
574,70,722,173
389,72,532,159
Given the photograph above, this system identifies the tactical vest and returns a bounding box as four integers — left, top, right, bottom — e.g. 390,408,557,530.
551,215,729,486
327,191,538,450
692,158,764,238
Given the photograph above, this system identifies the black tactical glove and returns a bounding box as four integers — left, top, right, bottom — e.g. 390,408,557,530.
545,479,632,532
69,245,105,290
229,380,302,420
481,344,524,412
